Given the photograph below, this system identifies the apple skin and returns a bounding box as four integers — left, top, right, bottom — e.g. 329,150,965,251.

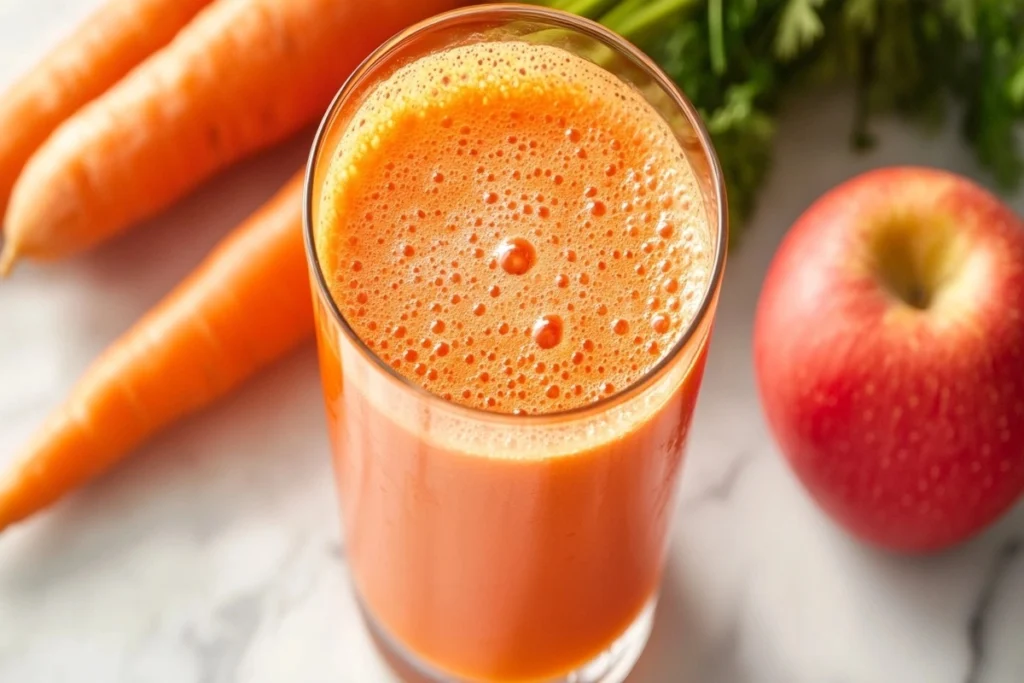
754,166,1024,552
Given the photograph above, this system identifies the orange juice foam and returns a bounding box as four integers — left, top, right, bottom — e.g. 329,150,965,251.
317,41,712,414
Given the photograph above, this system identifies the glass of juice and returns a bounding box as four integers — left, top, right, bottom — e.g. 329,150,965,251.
303,5,727,682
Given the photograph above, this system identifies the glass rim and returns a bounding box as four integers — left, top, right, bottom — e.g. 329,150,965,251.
302,3,728,424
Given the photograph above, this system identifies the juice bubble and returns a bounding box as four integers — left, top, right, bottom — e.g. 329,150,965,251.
651,314,671,334
532,315,564,350
496,237,536,275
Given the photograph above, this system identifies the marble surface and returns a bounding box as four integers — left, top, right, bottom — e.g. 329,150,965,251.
2,2,1023,682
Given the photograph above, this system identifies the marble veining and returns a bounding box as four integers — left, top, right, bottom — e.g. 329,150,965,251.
964,539,1022,683
2,1,1023,681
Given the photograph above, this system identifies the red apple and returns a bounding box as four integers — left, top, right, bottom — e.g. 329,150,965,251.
754,166,1024,552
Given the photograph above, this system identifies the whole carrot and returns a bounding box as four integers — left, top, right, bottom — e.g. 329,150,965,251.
0,0,463,273
0,172,311,532
0,0,213,221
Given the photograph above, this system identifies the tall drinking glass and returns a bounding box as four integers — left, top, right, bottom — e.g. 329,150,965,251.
304,6,727,682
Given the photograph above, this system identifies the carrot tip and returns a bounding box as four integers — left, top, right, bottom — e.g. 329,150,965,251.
0,243,18,277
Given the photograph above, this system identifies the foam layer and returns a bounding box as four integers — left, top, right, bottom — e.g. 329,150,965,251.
317,41,712,413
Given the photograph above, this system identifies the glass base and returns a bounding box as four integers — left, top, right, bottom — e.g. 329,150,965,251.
361,597,656,683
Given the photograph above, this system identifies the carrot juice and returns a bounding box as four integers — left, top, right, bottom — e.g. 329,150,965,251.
304,7,726,683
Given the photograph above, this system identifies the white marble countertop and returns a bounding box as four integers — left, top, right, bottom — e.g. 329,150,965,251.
2,2,1023,682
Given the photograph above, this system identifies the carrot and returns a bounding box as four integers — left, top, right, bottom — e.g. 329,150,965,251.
0,171,312,531
0,0,463,273
0,0,213,222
